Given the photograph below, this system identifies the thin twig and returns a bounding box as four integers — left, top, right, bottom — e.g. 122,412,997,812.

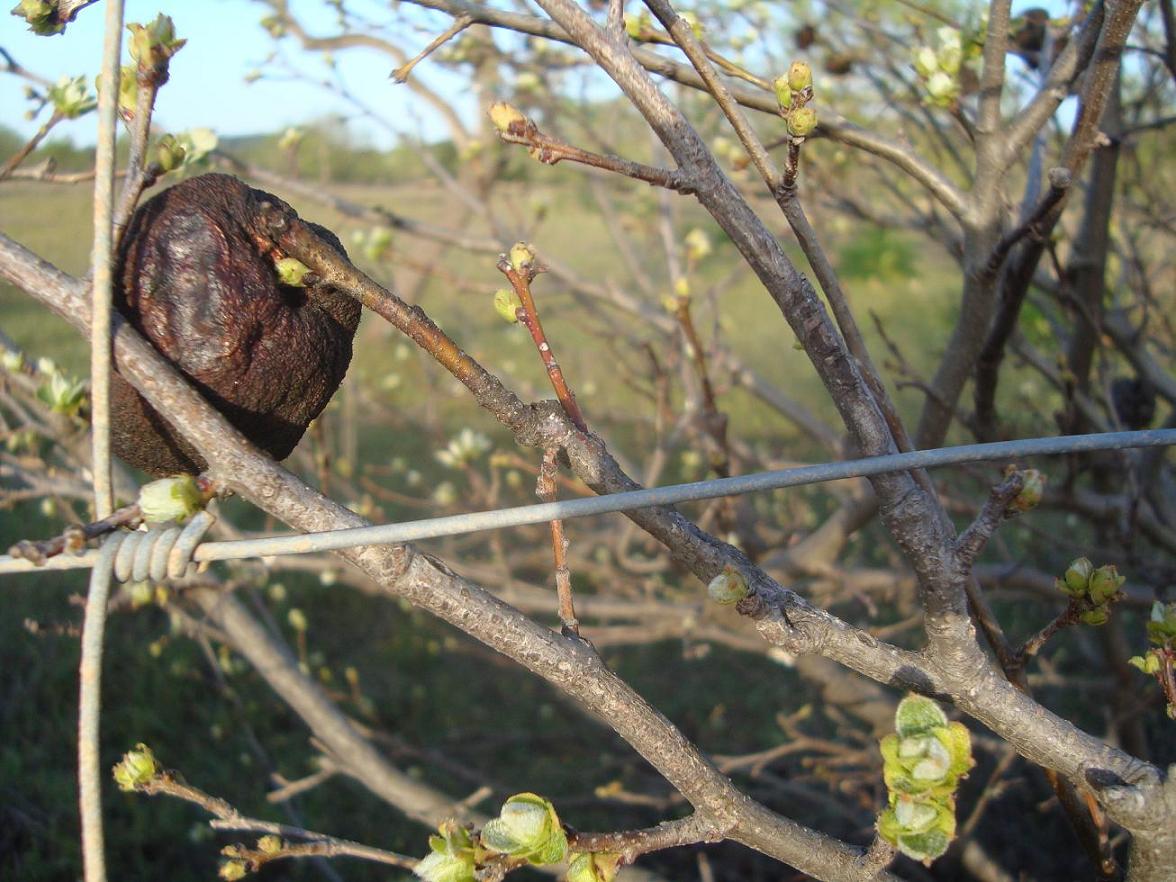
498,253,588,432
391,15,472,82
0,112,62,182
981,168,1072,281
538,447,579,634
955,472,1024,568
8,501,142,565
135,772,416,870
495,110,695,193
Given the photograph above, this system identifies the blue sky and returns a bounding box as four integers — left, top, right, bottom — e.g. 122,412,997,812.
4,1,1076,149
2,0,473,147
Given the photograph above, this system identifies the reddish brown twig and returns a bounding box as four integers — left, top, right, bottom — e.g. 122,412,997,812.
498,253,587,432
538,447,578,635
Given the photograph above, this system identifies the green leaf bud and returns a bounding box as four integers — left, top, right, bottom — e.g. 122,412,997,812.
1062,557,1094,595
684,228,713,262
509,241,537,272
1080,607,1109,627
1087,564,1125,604
787,60,812,92
173,127,218,165
480,793,568,865
924,71,959,106
218,861,249,881
894,695,948,738
786,106,818,138
1007,468,1045,513
127,14,186,70
112,743,158,791
37,368,88,415
137,475,206,525
275,257,312,287
1146,601,1176,644
154,134,186,172
13,0,64,35
1128,651,1161,675
773,74,793,110
707,566,749,605
256,835,283,855
287,608,308,633
47,74,97,119
493,288,523,324
913,46,939,78
567,852,622,882
489,102,526,135
1,348,24,372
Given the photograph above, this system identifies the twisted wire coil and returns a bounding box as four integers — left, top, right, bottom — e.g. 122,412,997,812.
105,511,217,583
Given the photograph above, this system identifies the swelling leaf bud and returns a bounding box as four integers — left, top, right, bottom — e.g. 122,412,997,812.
894,695,947,738
1007,468,1045,512
773,74,793,110
787,60,813,92
1146,601,1176,644
786,106,818,138
567,852,622,882
137,475,206,525
494,288,523,324
1079,607,1109,626
154,134,187,172
112,743,158,791
707,567,749,605
489,102,526,135
1087,564,1125,604
275,257,312,287
256,835,282,855
480,793,568,865
509,241,537,272
913,46,939,78
1062,557,1094,595
218,861,249,881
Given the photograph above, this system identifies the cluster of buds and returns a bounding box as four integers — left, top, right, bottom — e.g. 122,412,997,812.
45,74,97,119
877,695,973,865
1129,601,1176,719
112,743,159,791
415,821,477,882
414,794,569,882
773,61,818,139
912,27,979,108
127,14,185,80
12,0,68,35
1055,557,1126,626
218,835,286,879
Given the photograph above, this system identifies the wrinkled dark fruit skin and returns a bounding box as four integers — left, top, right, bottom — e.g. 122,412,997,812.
111,173,361,476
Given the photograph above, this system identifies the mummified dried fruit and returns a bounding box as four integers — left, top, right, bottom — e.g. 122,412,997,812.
112,173,361,475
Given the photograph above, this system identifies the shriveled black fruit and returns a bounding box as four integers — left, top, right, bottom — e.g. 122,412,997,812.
111,173,361,476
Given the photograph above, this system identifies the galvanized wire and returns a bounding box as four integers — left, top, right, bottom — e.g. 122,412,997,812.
2,429,1172,577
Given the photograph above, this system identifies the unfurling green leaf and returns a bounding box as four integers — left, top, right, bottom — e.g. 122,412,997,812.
480,793,568,865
